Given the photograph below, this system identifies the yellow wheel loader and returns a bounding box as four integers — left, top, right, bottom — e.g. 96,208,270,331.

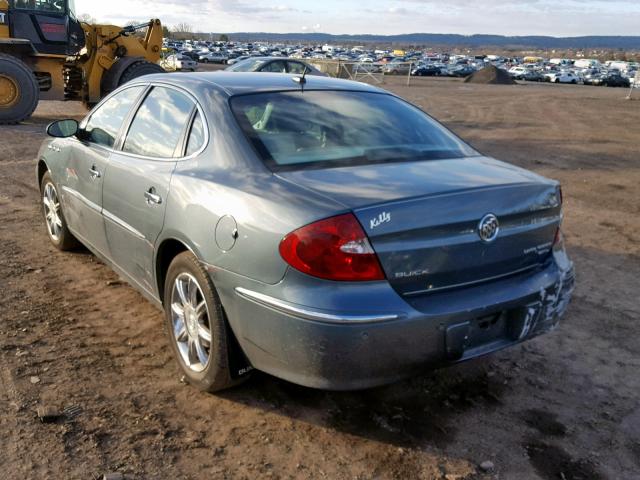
0,0,164,124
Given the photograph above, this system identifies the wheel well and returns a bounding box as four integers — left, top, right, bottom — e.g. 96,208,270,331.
155,239,189,303
37,159,48,187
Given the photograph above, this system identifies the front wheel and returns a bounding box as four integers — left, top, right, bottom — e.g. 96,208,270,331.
40,171,79,250
164,252,248,392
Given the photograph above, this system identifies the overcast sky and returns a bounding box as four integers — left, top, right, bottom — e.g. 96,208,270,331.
76,0,640,36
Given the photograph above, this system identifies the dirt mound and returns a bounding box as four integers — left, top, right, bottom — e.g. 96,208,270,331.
465,65,516,85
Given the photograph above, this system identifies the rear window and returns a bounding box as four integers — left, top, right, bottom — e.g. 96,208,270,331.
230,90,477,171
226,58,267,72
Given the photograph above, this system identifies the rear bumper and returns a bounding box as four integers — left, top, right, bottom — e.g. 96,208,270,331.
210,251,575,391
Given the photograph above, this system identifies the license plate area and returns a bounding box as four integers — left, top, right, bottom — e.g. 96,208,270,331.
445,304,542,361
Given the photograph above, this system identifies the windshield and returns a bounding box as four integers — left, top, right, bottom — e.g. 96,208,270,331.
11,0,67,12
226,58,267,72
230,90,477,171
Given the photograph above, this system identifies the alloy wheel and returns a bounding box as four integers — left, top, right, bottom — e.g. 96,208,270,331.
170,272,212,372
43,182,62,241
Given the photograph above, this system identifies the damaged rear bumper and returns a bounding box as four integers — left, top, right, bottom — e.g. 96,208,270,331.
215,251,575,391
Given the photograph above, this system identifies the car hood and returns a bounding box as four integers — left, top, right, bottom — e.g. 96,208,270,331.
275,156,555,210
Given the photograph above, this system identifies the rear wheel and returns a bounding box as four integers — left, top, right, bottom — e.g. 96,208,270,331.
164,252,248,392
117,60,165,87
0,54,39,125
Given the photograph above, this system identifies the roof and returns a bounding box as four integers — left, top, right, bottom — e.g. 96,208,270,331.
131,72,387,97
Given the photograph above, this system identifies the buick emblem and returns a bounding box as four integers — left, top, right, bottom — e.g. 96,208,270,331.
478,214,499,243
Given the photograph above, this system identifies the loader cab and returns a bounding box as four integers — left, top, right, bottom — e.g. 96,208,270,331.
8,0,84,55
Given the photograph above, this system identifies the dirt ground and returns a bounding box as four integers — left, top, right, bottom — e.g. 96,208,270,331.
1,74,639,480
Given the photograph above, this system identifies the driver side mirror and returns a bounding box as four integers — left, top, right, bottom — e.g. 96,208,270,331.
46,119,79,138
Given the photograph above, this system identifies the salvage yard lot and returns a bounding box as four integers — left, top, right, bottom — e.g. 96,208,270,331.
0,75,639,480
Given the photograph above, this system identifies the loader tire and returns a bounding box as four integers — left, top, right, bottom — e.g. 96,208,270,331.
0,54,39,125
118,60,166,86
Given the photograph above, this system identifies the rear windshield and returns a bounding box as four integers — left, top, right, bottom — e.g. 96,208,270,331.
230,90,477,171
226,58,267,72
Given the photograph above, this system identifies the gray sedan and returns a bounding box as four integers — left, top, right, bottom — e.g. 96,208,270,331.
225,56,326,76
38,72,574,391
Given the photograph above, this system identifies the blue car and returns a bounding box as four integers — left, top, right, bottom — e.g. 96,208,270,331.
38,72,575,391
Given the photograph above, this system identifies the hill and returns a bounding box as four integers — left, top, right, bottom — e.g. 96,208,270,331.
222,32,640,50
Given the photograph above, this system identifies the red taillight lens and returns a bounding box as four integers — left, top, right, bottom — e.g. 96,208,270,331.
553,227,565,251
558,186,563,206
279,213,385,281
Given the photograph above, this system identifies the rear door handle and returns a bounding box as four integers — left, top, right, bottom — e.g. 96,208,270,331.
144,188,162,205
89,166,101,179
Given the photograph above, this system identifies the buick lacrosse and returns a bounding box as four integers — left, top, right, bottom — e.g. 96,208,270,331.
38,72,574,391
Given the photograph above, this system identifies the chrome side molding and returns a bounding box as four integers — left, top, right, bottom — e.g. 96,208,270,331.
234,287,403,324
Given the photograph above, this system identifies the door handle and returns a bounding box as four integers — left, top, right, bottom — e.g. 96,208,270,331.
89,166,101,179
144,188,162,205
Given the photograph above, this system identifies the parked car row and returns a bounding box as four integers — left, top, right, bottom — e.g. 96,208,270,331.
160,38,637,88
507,62,635,87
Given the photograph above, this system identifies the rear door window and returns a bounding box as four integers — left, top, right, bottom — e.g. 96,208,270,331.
83,86,145,148
185,111,205,156
123,86,195,158
261,61,287,73
287,61,308,74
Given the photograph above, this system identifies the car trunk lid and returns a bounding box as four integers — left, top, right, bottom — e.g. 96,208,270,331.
276,157,561,295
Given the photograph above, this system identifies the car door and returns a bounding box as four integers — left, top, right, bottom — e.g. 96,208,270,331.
102,85,198,293
61,85,146,257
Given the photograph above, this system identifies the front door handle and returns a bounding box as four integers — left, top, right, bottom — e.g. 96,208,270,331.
144,188,162,205
89,166,101,179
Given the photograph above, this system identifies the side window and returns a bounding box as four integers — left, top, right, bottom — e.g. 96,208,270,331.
287,62,307,74
123,86,194,158
83,86,145,148
261,61,287,73
185,111,205,156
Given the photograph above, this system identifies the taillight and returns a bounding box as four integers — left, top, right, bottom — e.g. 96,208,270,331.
553,185,564,250
553,227,564,251
279,213,385,281
558,186,563,206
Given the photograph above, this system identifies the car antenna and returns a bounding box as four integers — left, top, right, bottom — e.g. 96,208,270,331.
292,65,309,90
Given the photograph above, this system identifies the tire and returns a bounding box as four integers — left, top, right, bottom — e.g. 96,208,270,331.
0,54,39,125
40,171,79,251
163,252,248,392
117,60,165,87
